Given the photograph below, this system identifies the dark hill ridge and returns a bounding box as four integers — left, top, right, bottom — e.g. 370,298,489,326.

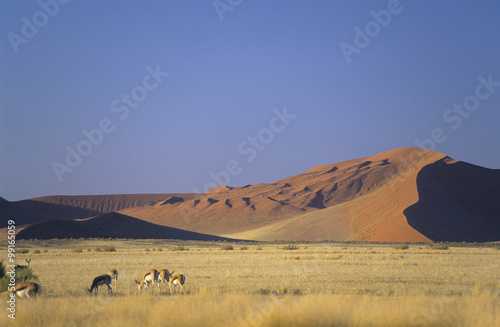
16,212,236,241
0,194,196,227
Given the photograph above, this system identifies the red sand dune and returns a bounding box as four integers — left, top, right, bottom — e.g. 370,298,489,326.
2,147,499,242
119,147,499,242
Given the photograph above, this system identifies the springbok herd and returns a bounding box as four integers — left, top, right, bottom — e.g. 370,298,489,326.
3,260,186,299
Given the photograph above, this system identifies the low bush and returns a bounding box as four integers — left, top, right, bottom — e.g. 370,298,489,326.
430,243,449,250
170,245,189,251
281,244,299,251
103,245,116,252
0,260,5,279
0,261,39,292
220,245,234,251
95,246,116,252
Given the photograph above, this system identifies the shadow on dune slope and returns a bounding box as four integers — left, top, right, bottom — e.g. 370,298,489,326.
16,212,237,241
403,157,500,242
0,199,100,227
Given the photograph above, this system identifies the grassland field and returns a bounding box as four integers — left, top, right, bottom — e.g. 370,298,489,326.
1,239,499,326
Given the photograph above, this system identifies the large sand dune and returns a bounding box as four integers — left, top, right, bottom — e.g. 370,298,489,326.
117,148,440,241
2,147,499,242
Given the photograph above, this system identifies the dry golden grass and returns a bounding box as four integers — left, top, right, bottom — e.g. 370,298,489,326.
1,240,499,326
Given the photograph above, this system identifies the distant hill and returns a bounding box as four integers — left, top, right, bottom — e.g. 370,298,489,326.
0,194,195,227
16,212,235,241
3,147,500,242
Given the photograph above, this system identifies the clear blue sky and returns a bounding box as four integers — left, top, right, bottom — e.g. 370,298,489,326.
1,0,500,201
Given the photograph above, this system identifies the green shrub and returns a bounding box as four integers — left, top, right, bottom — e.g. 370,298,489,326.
96,246,116,252
281,244,299,250
18,249,29,254
102,246,116,252
170,245,189,251
257,288,271,295
14,267,39,284
430,243,449,250
0,264,39,292
73,247,83,253
220,244,234,251
240,246,248,250
394,244,409,250
0,260,5,279
33,249,41,254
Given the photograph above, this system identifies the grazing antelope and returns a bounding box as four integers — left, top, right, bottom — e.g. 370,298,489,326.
135,269,160,294
157,269,170,294
86,272,113,295
15,259,31,271
167,272,186,295
1,282,41,299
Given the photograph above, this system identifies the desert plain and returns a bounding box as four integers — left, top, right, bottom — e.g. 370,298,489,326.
1,239,499,327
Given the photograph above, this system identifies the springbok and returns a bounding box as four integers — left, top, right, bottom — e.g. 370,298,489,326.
86,270,115,295
135,269,160,294
15,259,31,271
158,269,170,294
167,272,186,295
2,282,41,299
